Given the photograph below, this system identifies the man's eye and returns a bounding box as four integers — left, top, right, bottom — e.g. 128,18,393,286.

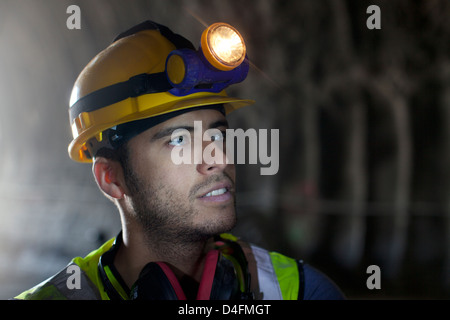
211,131,226,142
169,135,186,146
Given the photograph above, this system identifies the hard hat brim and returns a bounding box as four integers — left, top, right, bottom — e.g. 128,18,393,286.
68,92,254,163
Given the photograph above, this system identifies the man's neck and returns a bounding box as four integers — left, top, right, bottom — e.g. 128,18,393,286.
113,224,213,290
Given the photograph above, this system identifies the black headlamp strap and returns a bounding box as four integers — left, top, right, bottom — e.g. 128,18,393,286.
113,20,195,51
69,72,172,124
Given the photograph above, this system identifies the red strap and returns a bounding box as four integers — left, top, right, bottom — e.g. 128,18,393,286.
196,250,219,300
155,262,187,300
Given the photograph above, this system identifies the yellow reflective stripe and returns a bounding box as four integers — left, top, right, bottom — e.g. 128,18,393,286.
14,282,67,300
72,237,115,300
103,265,129,300
219,233,239,242
222,253,245,292
269,252,299,300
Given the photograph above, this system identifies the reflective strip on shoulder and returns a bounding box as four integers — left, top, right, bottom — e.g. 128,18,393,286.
103,265,129,300
52,262,102,299
249,244,283,300
15,262,101,300
14,280,67,300
269,252,299,300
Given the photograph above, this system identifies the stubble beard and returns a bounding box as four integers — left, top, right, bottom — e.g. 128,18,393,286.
124,166,237,251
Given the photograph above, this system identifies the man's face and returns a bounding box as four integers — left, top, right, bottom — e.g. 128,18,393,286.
122,108,236,244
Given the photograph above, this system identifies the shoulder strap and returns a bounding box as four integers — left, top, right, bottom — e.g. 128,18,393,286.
244,243,303,300
297,260,305,300
249,244,284,299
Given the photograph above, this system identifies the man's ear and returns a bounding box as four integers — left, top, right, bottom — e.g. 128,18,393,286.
92,157,126,199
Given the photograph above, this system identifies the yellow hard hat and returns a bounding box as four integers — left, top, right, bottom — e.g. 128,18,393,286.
68,21,254,163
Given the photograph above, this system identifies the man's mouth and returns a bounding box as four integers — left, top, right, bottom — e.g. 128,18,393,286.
197,181,234,203
203,187,228,197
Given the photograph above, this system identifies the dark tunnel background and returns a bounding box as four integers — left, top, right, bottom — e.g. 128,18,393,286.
0,0,449,299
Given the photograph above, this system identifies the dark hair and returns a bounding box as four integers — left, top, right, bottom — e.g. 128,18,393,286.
95,143,140,195
95,143,130,174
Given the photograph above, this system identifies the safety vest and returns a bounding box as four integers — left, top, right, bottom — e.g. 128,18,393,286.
14,234,303,300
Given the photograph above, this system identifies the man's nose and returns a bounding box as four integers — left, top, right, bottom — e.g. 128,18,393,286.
196,139,229,175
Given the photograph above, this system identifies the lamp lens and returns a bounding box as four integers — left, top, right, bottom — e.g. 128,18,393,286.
208,24,245,67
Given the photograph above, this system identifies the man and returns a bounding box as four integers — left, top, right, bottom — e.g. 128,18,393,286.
15,20,344,300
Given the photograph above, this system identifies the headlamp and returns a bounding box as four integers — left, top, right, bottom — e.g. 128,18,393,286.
200,22,246,71
166,22,249,96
